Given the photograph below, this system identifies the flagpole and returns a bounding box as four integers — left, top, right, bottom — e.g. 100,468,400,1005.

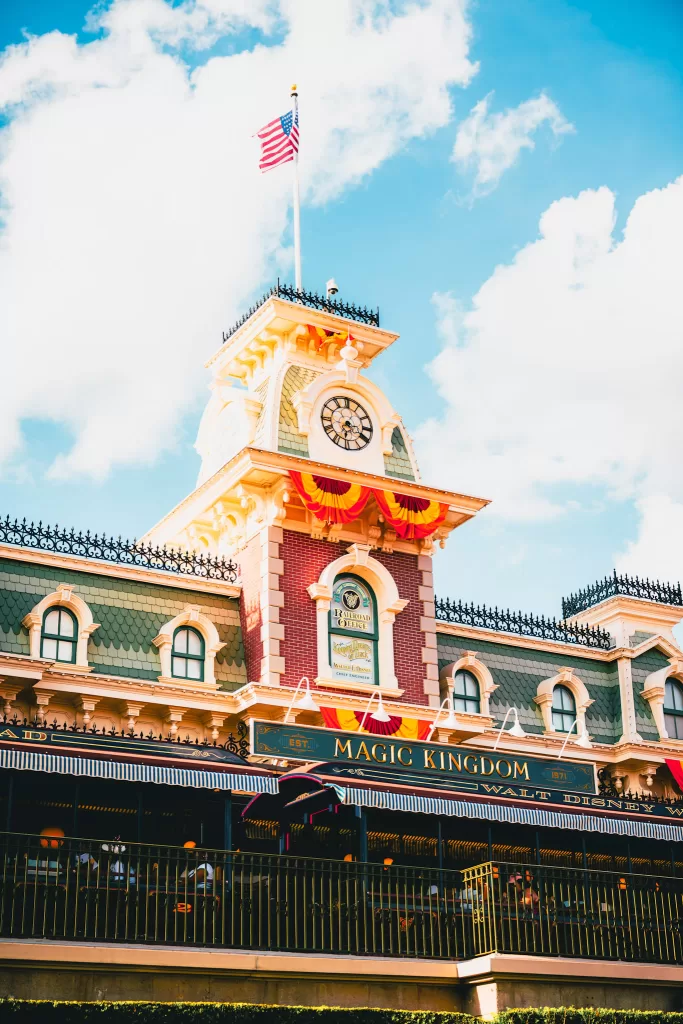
291,84,302,292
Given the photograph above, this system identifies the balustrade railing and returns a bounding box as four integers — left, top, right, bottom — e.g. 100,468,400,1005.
0,833,467,959
3,835,683,964
0,517,238,583
221,281,380,343
562,570,683,618
462,860,683,965
435,597,613,650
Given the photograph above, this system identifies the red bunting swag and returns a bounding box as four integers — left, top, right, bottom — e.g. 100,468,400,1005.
289,471,371,525
373,488,449,540
666,759,683,791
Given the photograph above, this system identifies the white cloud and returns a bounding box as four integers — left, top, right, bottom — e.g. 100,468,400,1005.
0,0,477,480
416,177,683,524
452,91,574,195
616,496,683,586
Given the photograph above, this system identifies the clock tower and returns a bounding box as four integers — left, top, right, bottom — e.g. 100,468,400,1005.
144,286,488,713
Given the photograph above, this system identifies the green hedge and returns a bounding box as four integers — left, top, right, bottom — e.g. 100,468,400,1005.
0,1004,476,1024
2,1006,683,1024
497,1013,683,1024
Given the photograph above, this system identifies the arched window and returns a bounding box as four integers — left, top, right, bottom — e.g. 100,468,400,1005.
664,679,683,740
452,669,481,714
552,684,577,733
329,574,378,686
40,607,77,663
172,626,205,681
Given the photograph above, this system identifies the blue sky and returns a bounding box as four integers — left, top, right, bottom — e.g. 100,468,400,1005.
0,0,682,619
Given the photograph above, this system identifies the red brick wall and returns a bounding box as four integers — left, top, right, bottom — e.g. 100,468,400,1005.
280,531,335,688
238,535,262,683
279,530,427,705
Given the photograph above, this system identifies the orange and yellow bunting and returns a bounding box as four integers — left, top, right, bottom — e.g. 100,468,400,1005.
321,706,431,740
307,325,349,350
289,471,371,525
373,489,449,540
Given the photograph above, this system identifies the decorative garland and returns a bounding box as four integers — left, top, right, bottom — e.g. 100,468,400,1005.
289,472,449,540
373,489,449,540
321,706,431,740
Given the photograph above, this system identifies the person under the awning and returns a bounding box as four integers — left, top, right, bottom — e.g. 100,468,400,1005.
180,840,215,893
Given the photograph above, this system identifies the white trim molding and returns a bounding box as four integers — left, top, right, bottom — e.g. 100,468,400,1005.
641,658,683,740
439,651,498,717
153,605,226,688
307,543,408,692
534,667,594,739
22,584,99,669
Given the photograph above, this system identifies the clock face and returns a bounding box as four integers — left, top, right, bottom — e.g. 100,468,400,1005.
320,396,373,450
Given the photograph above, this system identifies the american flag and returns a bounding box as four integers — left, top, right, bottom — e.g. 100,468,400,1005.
256,109,299,173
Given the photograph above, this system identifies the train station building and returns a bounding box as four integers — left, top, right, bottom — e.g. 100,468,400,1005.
2,286,683,1013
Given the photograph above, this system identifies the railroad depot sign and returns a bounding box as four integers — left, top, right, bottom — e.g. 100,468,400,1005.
252,721,597,795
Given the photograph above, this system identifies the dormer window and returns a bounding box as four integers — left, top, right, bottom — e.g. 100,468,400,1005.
452,669,481,714
40,607,78,664
664,679,683,740
172,626,205,681
552,684,577,734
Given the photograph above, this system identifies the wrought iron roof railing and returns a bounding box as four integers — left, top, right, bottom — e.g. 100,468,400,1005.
562,570,683,619
435,597,613,650
1,715,250,759
0,515,239,584
222,280,380,343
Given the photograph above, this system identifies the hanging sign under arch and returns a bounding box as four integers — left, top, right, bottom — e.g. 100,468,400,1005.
373,489,449,540
289,472,371,524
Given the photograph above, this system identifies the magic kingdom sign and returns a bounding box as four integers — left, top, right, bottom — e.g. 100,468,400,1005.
253,723,683,822
252,721,597,795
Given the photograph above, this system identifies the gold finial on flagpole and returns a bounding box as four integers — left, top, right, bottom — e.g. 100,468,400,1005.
291,83,298,94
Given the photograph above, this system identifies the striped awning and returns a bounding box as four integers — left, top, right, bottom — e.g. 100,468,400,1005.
342,785,683,843
0,747,277,794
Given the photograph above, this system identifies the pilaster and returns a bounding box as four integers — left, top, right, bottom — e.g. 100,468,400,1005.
418,553,440,709
617,655,643,744
258,524,286,686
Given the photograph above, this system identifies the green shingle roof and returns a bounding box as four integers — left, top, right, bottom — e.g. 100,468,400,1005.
437,632,624,742
384,426,415,482
0,557,247,690
277,364,320,457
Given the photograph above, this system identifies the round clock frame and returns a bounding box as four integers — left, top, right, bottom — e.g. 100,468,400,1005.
320,396,373,451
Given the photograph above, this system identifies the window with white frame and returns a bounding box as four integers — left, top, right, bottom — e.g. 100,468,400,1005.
40,607,78,664
664,679,683,740
551,684,577,734
171,626,205,681
452,669,481,714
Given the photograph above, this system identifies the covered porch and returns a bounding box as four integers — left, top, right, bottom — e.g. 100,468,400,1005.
2,764,683,966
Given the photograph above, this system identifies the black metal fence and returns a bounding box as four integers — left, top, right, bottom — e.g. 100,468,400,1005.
0,833,467,959
0,516,238,583
3,834,683,965
462,860,683,965
221,281,380,343
562,570,683,618
435,597,613,651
